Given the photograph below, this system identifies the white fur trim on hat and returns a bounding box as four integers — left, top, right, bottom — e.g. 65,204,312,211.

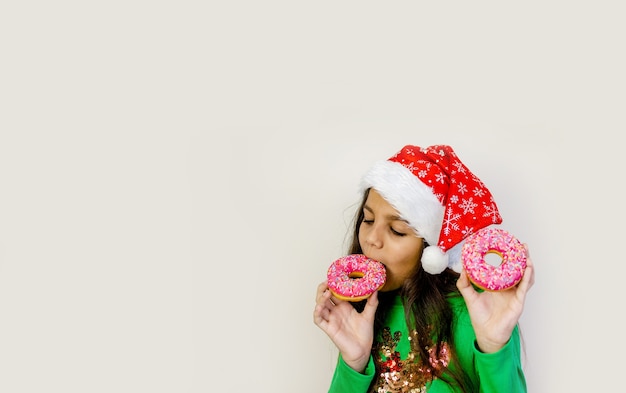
360,160,445,248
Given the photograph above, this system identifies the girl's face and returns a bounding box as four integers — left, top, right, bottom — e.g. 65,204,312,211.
359,189,424,292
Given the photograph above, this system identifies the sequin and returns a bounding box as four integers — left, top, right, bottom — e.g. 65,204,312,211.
372,327,450,393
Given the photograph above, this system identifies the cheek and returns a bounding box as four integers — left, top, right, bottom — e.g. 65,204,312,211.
357,224,368,246
389,256,419,276
380,256,419,291
389,241,422,271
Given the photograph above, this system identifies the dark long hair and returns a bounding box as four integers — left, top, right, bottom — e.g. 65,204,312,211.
348,188,475,392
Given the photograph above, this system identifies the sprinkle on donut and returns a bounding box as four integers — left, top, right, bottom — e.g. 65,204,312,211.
461,228,527,291
327,254,387,302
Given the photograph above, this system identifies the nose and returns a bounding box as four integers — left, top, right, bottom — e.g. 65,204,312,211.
364,222,383,249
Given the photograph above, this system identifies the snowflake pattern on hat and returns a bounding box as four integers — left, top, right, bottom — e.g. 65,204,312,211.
388,145,502,252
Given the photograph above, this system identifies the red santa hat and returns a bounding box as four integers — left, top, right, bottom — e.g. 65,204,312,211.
360,144,502,274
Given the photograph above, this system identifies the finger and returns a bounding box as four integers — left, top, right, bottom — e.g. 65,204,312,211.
361,291,379,320
324,289,339,307
516,262,535,295
515,244,535,293
313,302,330,328
456,267,469,289
316,281,329,303
456,269,478,302
318,287,340,310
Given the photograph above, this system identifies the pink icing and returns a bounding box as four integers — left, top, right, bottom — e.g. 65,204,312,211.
327,254,386,300
461,228,526,291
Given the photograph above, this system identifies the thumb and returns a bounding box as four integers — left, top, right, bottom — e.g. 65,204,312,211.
361,291,380,320
456,269,478,302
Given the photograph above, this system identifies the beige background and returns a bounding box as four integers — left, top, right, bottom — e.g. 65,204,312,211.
1,1,624,392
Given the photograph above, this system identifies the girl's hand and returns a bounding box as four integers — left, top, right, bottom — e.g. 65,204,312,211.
456,244,535,353
313,281,379,373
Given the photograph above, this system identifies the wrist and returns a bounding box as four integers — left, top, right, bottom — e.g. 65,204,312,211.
342,353,371,374
475,337,508,354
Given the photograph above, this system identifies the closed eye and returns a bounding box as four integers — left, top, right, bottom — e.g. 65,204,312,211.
362,219,406,237
390,227,407,237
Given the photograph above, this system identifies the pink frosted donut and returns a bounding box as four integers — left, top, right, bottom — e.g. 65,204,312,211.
461,228,527,291
327,254,386,302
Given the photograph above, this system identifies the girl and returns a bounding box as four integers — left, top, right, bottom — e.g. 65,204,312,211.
314,144,534,393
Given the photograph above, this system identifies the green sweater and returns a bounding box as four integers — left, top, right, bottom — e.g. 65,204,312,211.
328,295,526,393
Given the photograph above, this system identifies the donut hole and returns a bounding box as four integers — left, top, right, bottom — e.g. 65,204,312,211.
484,251,503,267
348,272,364,279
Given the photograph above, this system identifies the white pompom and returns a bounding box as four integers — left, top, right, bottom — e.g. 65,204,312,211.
421,245,449,274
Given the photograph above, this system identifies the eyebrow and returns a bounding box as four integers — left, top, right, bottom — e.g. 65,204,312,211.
363,205,410,223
